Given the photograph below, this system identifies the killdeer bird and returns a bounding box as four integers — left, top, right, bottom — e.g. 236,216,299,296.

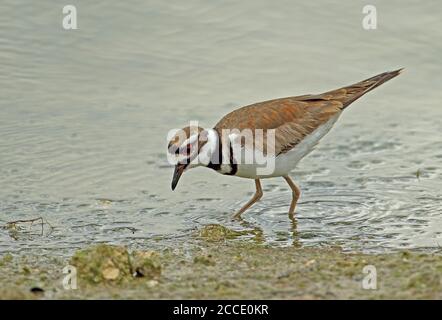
168,69,402,219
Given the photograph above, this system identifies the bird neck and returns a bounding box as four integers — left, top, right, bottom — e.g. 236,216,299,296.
205,128,222,169
206,128,237,175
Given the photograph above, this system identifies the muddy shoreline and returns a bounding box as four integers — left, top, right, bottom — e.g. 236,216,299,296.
1,224,441,299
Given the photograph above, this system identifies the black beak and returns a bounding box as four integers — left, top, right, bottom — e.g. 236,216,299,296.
171,163,186,191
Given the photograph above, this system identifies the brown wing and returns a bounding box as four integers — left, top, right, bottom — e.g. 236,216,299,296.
214,69,402,155
214,98,342,155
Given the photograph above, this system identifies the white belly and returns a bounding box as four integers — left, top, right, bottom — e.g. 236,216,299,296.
233,114,341,179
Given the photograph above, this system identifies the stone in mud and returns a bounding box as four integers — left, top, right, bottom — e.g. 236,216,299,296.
102,267,120,280
70,244,162,284
131,251,161,279
70,244,132,284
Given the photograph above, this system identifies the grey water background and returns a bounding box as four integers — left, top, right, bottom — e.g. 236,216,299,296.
1,0,441,256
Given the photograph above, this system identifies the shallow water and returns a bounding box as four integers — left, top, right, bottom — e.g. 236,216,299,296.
1,0,441,255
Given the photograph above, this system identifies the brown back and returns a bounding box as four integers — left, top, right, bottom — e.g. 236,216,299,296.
214,69,402,155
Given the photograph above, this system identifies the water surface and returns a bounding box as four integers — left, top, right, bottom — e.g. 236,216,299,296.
1,0,441,255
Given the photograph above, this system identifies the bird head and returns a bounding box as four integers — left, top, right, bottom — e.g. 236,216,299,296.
167,126,213,190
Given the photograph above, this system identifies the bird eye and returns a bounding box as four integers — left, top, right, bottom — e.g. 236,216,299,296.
178,143,192,156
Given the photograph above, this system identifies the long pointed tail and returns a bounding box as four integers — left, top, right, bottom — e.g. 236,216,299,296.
317,68,403,109
342,68,403,108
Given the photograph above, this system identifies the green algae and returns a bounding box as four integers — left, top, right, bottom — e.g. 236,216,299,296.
70,244,161,285
70,244,132,284
197,224,264,243
0,253,13,266
131,251,161,279
197,224,246,242
193,254,216,266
